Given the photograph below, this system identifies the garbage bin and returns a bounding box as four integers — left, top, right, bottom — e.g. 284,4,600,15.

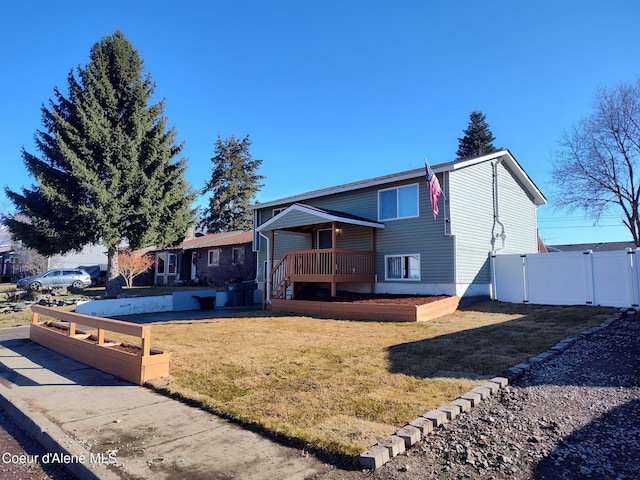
242,280,257,305
226,282,243,307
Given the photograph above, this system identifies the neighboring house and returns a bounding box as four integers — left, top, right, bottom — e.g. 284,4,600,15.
153,231,256,286
250,150,546,303
0,238,47,281
47,243,108,271
549,241,637,252
0,240,19,281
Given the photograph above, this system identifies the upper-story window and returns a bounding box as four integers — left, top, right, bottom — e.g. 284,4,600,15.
378,184,419,221
272,207,286,217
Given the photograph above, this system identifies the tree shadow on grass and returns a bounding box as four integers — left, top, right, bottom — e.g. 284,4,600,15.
388,302,639,479
386,302,616,382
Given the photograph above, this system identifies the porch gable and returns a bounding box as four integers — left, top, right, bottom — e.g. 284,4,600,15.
257,203,385,233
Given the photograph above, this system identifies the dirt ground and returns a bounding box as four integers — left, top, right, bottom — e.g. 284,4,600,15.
294,287,449,305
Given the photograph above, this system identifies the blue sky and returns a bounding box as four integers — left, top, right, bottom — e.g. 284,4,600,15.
1,0,639,246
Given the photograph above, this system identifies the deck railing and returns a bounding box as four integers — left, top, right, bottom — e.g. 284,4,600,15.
270,249,374,299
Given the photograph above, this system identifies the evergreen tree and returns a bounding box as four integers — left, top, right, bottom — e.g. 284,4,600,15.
456,110,499,159
200,135,264,233
3,31,195,295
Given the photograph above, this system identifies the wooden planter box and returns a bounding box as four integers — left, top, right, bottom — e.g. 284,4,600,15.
29,305,170,385
268,295,460,322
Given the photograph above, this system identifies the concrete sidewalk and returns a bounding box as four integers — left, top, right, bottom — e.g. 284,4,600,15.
0,326,330,480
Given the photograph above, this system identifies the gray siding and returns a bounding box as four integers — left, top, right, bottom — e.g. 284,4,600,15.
374,177,454,283
449,159,538,285
255,175,455,285
495,162,538,253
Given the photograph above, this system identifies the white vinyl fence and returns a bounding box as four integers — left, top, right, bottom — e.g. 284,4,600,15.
491,249,640,308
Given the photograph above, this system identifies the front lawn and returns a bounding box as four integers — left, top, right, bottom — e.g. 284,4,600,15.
145,302,616,459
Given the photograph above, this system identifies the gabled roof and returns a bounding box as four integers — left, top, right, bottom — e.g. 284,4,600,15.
256,203,385,233
179,231,253,250
250,150,546,209
150,231,253,253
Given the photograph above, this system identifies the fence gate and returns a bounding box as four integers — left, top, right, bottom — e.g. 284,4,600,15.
491,249,640,308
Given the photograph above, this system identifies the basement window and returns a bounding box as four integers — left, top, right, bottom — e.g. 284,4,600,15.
385,254,420,281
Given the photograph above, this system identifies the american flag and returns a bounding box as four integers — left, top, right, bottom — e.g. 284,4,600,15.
424,159,442,219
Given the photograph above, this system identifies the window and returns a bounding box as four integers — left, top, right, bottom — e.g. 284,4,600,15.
232,247,245,265
208,249,220,266
378,184,419,220
272,207,286,217
385,254,420,281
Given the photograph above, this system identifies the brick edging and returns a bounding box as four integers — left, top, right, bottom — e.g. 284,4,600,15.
358,309,629,469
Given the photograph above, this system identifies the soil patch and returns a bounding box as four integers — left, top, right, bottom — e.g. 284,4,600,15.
296,288,448,305
40,322,147,355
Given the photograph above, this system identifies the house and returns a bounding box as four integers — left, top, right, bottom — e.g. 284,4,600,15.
250,150,546,306
549,241,636,252
47,243,108,271
153,231,256,286
0,239,19,282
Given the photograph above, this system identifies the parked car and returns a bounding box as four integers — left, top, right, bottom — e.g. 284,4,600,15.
16,269,93,291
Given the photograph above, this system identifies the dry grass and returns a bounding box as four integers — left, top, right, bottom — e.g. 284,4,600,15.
145,301,615,459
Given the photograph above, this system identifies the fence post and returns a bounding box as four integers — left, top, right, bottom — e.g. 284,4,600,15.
521,254,528,303
490,254,497,300
630,249,640,307
583,250,594,305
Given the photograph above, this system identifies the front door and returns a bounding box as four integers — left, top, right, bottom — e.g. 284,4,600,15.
317,229,333,249
156,253,166,285
191,251,197,281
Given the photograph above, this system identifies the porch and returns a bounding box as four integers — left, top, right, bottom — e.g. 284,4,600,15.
256,203,385,303
270,248,375,300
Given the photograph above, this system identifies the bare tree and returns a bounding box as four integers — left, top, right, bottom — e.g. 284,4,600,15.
551,79,640,245
118,251,155,288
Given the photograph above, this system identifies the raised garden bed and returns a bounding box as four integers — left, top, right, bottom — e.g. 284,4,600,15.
29,305,171,385
268,294,460,322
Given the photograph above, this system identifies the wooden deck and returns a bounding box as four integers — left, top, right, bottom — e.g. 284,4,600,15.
270,249,375,300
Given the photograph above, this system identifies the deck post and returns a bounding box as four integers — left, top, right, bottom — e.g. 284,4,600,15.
331,222,338,297
270,230,275,300
370,228,375,293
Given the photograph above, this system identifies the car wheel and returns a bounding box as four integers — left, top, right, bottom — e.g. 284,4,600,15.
71,281,84,290
29,281,42,291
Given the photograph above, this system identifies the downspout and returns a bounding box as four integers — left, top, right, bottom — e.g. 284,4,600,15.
259,232,272,305
492,158,507,253
443,171,458,295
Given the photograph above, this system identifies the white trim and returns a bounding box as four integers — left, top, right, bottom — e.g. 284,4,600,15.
208,248,220,266
377,183,420,221
316,228,333,249
256,203,385,232
384,254,421,281
373,281,490,297
250,150,546,210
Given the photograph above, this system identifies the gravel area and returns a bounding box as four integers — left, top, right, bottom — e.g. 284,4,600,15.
314,310,640,480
